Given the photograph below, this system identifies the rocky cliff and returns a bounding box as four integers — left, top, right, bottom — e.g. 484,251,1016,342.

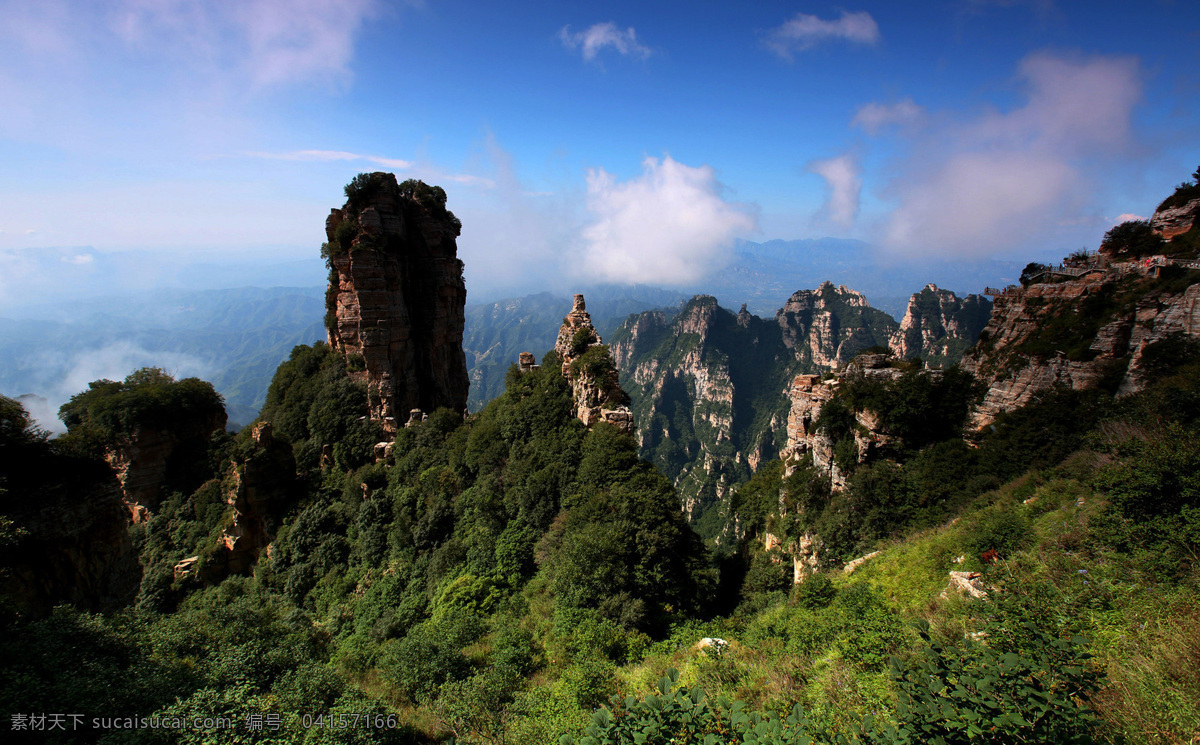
889,285,992,366
778,355,912,490
611,285,986,533
105,411,227,522
960,270,1200,428
1150,197,1200,240
324,174,469,432
183,421,296,583
551,294,634,434
775,282,897,367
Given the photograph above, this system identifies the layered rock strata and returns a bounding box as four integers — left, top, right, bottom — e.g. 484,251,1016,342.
105,410,227,522
553,294,635,434
960,275,1200,428
325,174,469,432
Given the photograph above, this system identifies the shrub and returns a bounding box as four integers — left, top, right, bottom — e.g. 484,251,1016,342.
794,573,836,610
963,507,1033,563
879,616,1102,745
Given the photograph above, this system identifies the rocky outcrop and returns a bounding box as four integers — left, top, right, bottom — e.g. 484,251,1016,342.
960,273,1200,428
324,174,469,433
889,285,992,366
553,294,635,434
613,285,986,529
104,410,227,522
611,296,774,522
776,282,895,368
1150,197,1200,240
182,422,295,583
779,355,905,489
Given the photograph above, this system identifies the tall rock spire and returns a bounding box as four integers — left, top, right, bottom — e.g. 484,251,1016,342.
323,174,469,432
553,294,635,434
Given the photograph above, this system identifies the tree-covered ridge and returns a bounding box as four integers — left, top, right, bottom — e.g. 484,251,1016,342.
58,367,225,446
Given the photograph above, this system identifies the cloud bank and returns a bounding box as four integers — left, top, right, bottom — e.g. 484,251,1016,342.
559,22,652,62
872,52,1141,257
579,156,757,285
765,11,880,59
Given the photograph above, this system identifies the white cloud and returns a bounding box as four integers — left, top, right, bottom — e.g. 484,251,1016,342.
578,155,757,285
112,0,381,89
808,154,862,228
852,98,924,134
876,52,1141,257
1113,213,1146,225
61,254,94,265
765,11,880,59
559,22,652,62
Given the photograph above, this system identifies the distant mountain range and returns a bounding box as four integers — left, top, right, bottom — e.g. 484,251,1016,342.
0,237,1024,430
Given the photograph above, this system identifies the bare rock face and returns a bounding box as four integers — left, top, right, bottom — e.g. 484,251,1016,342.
960,274,1200,428
1150,197,1200,240
779,355,907,491
889,284,992,365
198,422,295,581
0,461,141,617
324,174,469,433
776,282,894,368
104,410,227,522
553,294,635,435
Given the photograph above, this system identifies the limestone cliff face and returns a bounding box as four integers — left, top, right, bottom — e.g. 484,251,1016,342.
195,422,296,581
776,282,895,368
778,356,906,490
552,294,635,434
324,174,469,432
104,410,227,522
960,273,1200,428
0,459,140,617
612,285,987,532
889,285,992,366
611,296,788,523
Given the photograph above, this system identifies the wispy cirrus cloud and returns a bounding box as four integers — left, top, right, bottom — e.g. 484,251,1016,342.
559,22,652,62
765,11,880,59
111,0,382,89
244,149,414,169
579,155,757,285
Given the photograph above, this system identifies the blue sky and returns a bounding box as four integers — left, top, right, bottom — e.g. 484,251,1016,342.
1,0,1198,301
